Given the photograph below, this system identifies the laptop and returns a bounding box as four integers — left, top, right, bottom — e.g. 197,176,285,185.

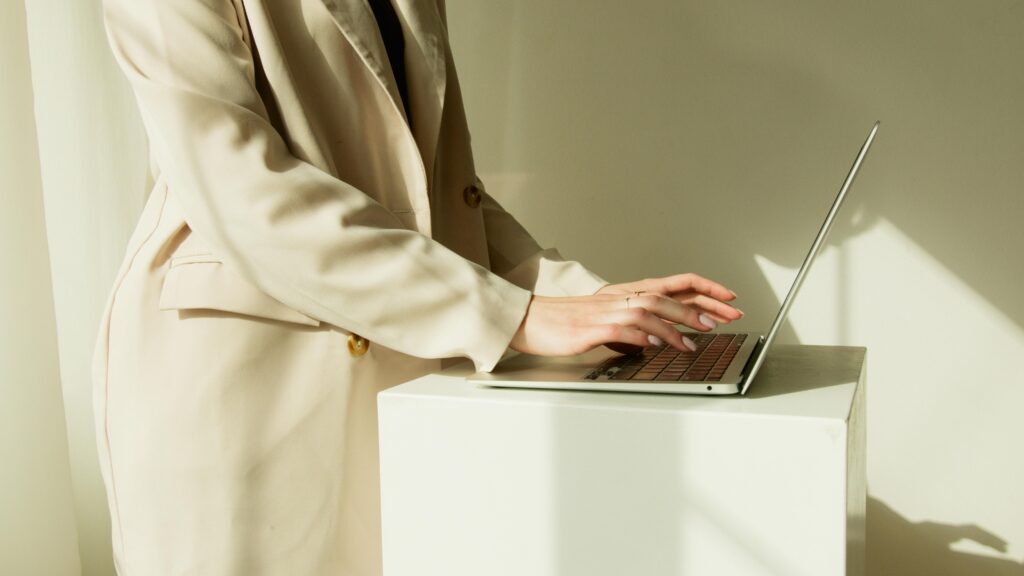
468,121,879,396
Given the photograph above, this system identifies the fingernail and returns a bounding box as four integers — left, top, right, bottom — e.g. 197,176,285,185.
729,290,737,298
737,309,745,317
699,313,717,329
648,335,665,347
682,336,697,352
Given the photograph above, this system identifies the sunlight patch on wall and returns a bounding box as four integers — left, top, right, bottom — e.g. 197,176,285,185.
755,218,1024,563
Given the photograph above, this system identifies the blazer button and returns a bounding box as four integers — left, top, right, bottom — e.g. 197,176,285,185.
347,334,370,357
463,184,482,208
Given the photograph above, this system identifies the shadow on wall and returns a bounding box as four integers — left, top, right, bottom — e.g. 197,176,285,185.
868,497,1024,576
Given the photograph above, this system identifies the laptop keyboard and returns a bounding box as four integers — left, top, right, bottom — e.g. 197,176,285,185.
585,333,747,382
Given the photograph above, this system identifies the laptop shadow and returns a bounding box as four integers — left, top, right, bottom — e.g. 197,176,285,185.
741,344,866,399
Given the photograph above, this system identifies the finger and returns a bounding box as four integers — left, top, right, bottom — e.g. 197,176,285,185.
604,342,645,355
610,293,719,334
656,273,737,302
642,293,709,330
675,293,744,322
697,311,732,325
606,308,696,352
581,323,650,351
657,311,734,332
545,293,646,306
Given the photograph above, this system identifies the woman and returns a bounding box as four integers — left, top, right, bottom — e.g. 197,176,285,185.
92,0,742,573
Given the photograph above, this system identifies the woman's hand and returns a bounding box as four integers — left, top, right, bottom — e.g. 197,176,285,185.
509,273,743,357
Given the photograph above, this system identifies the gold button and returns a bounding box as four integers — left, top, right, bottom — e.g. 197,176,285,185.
463,184,482,208
347,334,370,357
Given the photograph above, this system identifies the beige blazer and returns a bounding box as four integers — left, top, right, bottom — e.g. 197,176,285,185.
91,0,606,574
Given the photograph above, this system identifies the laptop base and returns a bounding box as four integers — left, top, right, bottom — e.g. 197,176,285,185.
468,333,762,396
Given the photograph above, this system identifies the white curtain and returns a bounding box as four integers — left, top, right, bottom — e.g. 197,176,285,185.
2,0,148,574
0,1,81,574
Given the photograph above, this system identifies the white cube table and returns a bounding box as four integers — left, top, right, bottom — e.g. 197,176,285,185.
378,345,866,576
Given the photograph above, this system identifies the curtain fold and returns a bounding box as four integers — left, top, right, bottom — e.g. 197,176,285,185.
12,0,151,574
1,1,83,575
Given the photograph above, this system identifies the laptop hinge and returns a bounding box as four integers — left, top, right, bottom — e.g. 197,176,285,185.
739,335,767,383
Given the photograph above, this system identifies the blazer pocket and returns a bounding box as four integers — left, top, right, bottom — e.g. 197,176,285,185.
158,255,322,327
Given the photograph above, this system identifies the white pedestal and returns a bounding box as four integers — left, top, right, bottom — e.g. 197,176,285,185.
378,345,866,576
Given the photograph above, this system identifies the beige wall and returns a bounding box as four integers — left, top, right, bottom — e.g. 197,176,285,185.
11,0,1022,573
22,0,150,574
0,1,81,575
447,0,1024,573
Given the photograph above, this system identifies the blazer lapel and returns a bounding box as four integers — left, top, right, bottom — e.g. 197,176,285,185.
320,0,448,190
393,0,448,189
319,0,406,122
392,0,447,113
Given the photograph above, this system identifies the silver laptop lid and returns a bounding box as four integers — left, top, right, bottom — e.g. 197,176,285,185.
740,121,879,394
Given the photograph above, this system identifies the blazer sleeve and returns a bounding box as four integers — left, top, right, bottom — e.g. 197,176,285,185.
101,0,532,372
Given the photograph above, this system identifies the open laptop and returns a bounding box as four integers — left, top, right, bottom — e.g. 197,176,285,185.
469,121,879,396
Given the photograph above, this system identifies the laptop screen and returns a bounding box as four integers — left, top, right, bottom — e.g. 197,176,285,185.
740,121,879,394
